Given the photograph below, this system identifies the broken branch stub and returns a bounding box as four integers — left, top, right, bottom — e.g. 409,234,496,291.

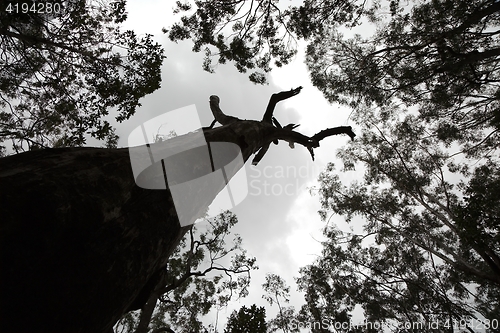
209,95,240,126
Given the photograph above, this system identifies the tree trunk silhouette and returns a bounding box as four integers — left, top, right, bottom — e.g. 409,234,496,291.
0,87,354,333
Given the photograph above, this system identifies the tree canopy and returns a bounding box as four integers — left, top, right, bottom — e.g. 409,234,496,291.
169,0,500,330
262,274,300,333
224,304,267,333
166,0,370,83
293,0,500,325
171,0,499,153
305,0,500,159
297,114,500,331
0,0,164,152
115,211,258,333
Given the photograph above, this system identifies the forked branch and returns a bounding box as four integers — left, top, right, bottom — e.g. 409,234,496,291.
207,86,356,165
264,125,355,163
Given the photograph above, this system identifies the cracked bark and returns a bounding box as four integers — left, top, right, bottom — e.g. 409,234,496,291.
0,87,355,333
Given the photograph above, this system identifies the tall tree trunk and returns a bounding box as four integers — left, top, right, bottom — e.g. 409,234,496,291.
0,88,355,333
0,124,252,333
0,146,188,333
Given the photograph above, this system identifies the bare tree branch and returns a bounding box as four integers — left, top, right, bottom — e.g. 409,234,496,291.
202,86,357,165
312,126,356,143
209,95,240,126
262,86,302,123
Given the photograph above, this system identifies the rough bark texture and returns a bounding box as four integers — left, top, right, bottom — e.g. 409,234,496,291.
0,88,355,333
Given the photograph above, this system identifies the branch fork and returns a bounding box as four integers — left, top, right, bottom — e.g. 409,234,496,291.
206,87,356,165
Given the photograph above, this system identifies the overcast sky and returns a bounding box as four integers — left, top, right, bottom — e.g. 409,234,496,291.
119,0,363,329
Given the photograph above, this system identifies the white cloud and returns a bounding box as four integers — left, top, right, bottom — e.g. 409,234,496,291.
285,183,326,268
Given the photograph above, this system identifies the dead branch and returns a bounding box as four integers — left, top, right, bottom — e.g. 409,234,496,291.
312,126,356,143
208,87,356,165
269,125,355,162
209,95,240,125
262,86,302,123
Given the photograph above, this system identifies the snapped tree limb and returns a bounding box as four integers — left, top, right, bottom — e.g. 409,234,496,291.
263,86,303,123
209,95,240,125
207,86,356,165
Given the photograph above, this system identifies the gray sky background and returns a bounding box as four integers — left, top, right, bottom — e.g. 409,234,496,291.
118,0,363,329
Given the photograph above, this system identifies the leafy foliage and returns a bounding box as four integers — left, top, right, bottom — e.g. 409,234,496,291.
0,0,165,151
306,0,500,155
166,0,370,83
262,274,300,333
296,4,500,326
114,211,258,333
297,105,500,331
224,304,267,333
